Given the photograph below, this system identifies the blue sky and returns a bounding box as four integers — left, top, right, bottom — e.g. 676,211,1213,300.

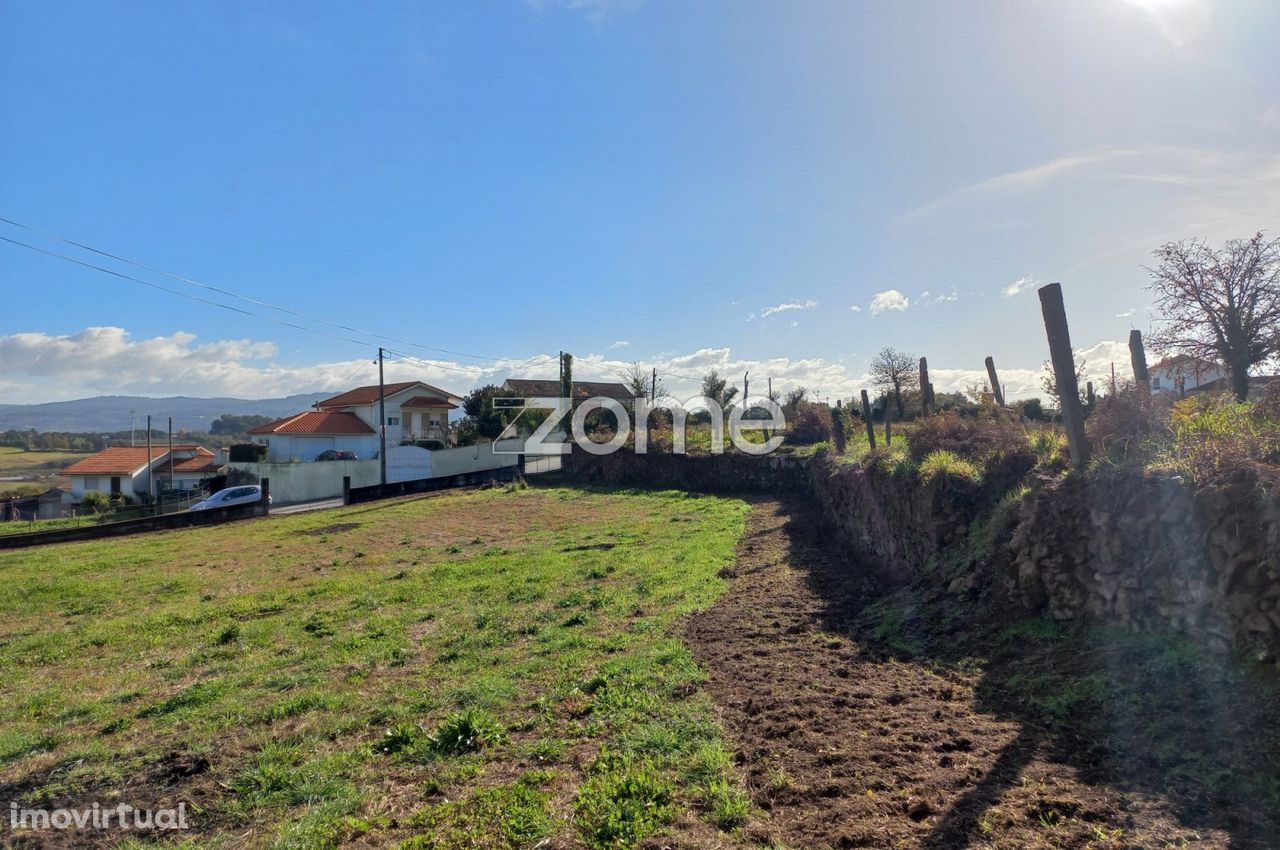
2,0,1278,404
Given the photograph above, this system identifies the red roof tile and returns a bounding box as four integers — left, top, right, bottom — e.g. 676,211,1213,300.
400,395,458,410
62,446,211,476
316,381,460,408
246,411,375,435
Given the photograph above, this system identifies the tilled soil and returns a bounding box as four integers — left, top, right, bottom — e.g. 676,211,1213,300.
685,498,1278,850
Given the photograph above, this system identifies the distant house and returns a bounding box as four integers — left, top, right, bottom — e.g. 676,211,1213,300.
60,445,222,502
248,381,462,462
1186,374,1280,398
500,379,636,409
1148,356,1226,396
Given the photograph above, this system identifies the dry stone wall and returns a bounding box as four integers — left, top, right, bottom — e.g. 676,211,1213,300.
558,447,1280,652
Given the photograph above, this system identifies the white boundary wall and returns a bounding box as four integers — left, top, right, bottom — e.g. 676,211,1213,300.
229,439,521,505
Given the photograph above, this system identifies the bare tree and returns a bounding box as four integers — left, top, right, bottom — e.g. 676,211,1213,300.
1147,232,1280,400
783,386,807,413
1040,358,1088,407
618,363,666,402
869,347,919,418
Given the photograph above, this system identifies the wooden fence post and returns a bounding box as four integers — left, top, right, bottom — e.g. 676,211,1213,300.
884,397,892,446
1086,381,1095,408
919,357,931,417
1129,329,1150,393
985,356,1005,406
829,405,847,454
1038,283,1090,468
860,390,876,451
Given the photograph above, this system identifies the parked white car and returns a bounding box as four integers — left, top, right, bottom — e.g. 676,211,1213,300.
189,485,268,511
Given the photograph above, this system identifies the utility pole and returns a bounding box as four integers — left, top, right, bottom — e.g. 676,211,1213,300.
378,347,387,487
146,415,153,507
651,367,656,403
167,417,174,494
130,410,136,447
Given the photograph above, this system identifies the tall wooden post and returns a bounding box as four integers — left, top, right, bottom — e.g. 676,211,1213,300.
830,406,846,454
919,357,931,417
860,390,876,450
985,356,1005,407
1129,330,1150,394
1038,283,1090,468
1086,381,1096,407
883,397,892,446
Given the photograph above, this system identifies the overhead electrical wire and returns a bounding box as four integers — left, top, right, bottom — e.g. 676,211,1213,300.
0,216,542,368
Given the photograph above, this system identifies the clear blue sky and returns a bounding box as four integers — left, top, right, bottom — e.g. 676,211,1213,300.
2,0,1278,403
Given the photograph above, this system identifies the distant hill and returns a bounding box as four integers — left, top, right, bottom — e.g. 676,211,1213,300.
0,393,332,433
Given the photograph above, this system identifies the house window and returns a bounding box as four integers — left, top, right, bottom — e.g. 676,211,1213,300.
82,476,100,492
110,476,121,494
1153,377,1161,388
387,417,400,426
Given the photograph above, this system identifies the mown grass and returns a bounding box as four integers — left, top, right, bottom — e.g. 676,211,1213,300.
0,485,752,848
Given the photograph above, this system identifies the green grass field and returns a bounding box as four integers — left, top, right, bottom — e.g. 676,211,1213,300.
0,446,90,471
0,485,751,849
0,446,89,499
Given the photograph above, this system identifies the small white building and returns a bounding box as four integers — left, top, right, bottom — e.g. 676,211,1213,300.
247,381,462,462
60,445,222,501
1148,355,1226,396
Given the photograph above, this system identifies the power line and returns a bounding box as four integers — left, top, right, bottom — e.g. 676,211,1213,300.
0,215,540,367
0,234,373,348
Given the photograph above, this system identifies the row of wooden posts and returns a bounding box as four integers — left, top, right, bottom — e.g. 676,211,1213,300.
844,282,1147,469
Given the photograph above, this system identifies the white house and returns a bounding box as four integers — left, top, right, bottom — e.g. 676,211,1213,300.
61,445,223,501
1148,355,1226,396
247,381,462,462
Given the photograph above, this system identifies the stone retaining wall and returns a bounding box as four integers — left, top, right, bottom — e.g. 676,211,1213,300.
559,448,1280,651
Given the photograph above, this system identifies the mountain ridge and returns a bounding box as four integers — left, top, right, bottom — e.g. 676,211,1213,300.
0,393,334,433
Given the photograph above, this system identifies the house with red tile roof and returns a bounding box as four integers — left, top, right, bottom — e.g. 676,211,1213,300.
61,445,223,502
247,380,462,461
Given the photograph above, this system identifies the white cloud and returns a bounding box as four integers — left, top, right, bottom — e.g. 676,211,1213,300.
526,0,643,23
1115,308,1136,318
850,305,862,313
759,299,818,318
0,327,503,404
609,340,631,349
869,290,910,315
921,290,959,305
0,326,1139,411
901,146,1280,249
1003,276,1038,298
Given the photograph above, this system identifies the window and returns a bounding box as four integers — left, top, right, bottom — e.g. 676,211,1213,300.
1153,377,1161,388
387,417,400,426
82,476,100,492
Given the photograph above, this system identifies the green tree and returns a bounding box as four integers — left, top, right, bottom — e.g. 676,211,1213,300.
460,385,516,441
699,370,739,413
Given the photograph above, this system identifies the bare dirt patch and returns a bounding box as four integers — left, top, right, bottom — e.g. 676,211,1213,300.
685,498,1280,849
